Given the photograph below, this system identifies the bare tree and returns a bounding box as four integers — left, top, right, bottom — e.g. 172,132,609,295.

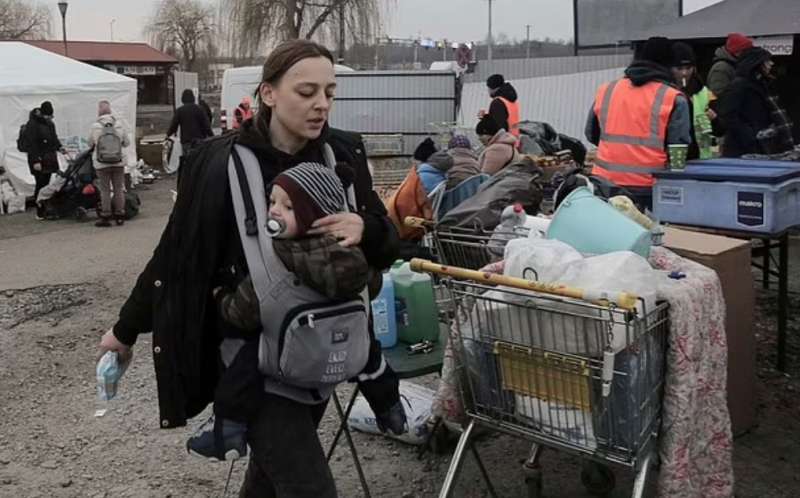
0,0,51,40
222,0,386,59
145,0,216,71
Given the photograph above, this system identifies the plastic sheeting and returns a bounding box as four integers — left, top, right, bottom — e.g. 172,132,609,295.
0,42,137,195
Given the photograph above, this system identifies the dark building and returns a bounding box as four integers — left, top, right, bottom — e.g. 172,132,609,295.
23,40,178,106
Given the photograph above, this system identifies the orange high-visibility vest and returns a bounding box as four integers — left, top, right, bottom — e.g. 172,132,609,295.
495,96,520,138
591,79,681,187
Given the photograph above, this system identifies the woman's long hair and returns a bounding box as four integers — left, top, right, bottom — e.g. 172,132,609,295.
254,40,334,138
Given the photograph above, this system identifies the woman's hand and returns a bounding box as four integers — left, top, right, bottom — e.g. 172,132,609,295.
307,213,364,247
706,108,718,121
98,328,133,364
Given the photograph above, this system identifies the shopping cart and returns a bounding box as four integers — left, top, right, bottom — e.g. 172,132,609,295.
404,217,526,314
410,259,669,498
406,216,529,271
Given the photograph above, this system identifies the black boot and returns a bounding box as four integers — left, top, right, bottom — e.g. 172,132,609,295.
95,216,111,227
115,215,125,226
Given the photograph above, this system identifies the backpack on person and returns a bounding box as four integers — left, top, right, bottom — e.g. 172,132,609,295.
385,167,434,241
96,121,124,164
16,124,32,153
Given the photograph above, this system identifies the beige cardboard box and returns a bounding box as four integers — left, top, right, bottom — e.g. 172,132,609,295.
663,227,756,436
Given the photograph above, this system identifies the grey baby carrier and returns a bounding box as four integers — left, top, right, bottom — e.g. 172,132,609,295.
227,144,371,404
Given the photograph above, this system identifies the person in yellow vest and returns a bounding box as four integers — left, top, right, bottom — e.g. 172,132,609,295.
480,74,520,139
671,42,721,160
585,37,691,210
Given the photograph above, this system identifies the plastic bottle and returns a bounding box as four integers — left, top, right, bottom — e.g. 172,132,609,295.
499,203,527,227
489,203,528,256
371,272,398,348
391,261,439,344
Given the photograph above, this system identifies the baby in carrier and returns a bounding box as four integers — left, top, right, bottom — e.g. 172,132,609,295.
188,161,406,461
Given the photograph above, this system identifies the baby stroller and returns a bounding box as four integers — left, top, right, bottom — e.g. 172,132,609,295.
39,149,100,221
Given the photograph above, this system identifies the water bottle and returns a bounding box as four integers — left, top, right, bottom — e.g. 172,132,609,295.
371,272,398,348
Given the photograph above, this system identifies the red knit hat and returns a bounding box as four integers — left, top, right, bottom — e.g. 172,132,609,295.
726,33,753,57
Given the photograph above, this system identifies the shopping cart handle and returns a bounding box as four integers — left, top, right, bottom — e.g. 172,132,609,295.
409,258,639,311
403,216,430,228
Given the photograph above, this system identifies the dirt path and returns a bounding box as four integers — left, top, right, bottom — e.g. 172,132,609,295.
0,177,798,498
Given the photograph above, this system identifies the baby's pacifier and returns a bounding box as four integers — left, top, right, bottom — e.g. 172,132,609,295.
266,217,286,238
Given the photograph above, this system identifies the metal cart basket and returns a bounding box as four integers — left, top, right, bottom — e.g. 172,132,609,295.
410,259,669,498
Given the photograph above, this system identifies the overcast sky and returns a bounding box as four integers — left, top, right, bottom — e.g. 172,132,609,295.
54,0,723,45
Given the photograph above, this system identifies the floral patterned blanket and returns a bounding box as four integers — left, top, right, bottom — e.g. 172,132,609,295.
649,247,734,497
431,247,734,497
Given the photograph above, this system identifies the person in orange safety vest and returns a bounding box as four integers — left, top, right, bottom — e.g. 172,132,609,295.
585,37,691,210
480,74,520,139
232,96,254,129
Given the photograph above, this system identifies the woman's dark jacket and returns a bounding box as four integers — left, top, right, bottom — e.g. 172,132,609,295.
719,50,774,157
25,110,62,174
112,120,400,428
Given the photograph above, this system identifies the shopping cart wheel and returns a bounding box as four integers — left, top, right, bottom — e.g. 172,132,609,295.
522,463,543,498
74,207,88,222
580,461,616,496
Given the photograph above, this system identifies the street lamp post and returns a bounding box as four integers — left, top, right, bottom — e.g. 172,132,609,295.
487,0,493,61
57,1,68,57
110,19,116,41
526,24,532,59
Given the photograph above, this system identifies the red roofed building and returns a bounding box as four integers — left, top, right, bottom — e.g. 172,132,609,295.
23,41,179,105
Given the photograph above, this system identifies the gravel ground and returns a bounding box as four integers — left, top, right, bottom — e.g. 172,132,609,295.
0,176,798,498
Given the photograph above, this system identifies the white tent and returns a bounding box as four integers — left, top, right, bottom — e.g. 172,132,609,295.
0,42,137,196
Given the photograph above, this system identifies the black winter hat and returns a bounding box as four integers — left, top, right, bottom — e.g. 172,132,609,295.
486,74,505,90
40,101,54,116
640,37,673,67
736,47,772,76
475,113,501,136
671,42,696,67
181,89,196,104
413,137,438,162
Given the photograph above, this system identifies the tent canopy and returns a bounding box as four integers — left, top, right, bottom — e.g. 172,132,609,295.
0,42,137,196
632,0,800,41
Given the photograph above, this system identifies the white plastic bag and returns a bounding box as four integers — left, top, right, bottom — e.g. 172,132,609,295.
348,380,434,445
503,237,582,283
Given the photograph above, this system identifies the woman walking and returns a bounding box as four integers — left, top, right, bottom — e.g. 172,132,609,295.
98,40,403,497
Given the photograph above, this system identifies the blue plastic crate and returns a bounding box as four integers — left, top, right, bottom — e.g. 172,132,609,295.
653,164,800,234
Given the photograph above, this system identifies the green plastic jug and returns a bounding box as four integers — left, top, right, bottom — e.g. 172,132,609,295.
390,261,439,344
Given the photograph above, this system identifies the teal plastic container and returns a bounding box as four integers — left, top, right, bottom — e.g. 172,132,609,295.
390,261,439,344
546,187,652,258
371,272,398,349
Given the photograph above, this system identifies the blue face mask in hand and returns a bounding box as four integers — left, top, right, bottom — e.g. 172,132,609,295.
96,351,130,413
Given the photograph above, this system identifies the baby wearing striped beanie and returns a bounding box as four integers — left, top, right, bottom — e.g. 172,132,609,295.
269,162,348,239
